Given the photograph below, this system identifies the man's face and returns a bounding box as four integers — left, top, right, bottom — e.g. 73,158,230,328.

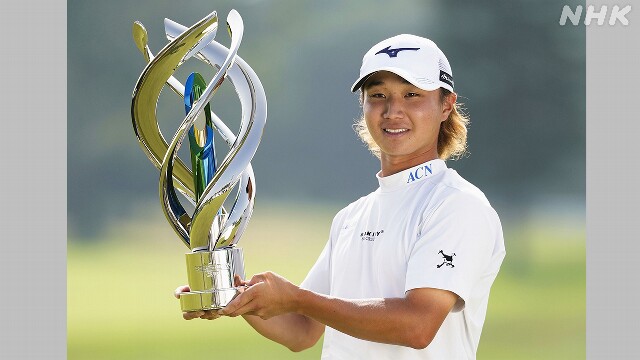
363,71,452,169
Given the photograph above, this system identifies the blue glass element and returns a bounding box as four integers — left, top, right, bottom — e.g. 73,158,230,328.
185,72,218,200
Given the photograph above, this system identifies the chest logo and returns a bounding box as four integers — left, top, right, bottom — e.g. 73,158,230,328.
437,250,456,268
360,229,384,242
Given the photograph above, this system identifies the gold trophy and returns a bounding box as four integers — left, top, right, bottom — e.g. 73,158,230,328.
130,9,267,311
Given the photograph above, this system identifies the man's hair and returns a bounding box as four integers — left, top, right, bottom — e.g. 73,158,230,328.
353,88,469,160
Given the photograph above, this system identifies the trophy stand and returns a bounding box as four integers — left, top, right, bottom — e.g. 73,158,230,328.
180,247,245,311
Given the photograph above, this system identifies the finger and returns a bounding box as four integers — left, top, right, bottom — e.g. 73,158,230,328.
200,314,220,320
199,310,221,320
220,283,261,315
222,297,257,317
174,285,190,299
247,273,267,286
183,310,204,320
233,275,246,287
219,291,251,316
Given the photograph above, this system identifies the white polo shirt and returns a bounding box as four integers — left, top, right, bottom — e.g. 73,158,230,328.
301,159,505,360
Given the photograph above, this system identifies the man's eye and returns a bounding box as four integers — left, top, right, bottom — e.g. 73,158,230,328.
406,92,419,97
369,93,385,98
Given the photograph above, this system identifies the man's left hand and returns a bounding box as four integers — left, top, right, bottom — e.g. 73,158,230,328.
219,272,300,320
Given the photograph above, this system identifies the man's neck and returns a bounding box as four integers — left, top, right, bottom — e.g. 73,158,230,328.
379,152,439,177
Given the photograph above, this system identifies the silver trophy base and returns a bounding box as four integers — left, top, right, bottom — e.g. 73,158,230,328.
180,288,241,311
180,247,245,311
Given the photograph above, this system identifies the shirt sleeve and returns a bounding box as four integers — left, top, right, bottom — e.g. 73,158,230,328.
299,237,332,295
404,192,500,311
300,209,346,295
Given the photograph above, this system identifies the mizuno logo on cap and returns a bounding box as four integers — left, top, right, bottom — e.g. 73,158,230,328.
375,46,420,58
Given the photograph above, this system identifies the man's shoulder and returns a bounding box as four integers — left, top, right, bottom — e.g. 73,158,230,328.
336,191,376,215
431,169,491,207
330,189,379,226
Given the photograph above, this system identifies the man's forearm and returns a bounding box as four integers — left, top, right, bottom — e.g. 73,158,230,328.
295,288,451,349
242,312,323,352
219,272,454,350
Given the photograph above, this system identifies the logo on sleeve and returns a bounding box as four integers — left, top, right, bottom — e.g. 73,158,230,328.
437,250,456,268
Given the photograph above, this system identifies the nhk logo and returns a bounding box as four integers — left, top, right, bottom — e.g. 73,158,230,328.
559,5,632,26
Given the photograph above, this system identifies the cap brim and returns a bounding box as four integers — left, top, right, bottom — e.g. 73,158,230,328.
350,67,441,93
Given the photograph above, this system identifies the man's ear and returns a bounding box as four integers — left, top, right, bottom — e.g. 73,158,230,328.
442,92,457,121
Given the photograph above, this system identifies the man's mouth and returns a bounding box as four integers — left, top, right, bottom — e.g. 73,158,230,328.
384,128,409,134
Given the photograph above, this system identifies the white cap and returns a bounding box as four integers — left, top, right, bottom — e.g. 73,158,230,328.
351,34,454,93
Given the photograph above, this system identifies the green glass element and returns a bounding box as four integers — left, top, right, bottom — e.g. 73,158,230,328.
188,126,214,202
185,72,217,202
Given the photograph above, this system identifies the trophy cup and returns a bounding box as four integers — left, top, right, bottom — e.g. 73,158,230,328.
130,9,267,311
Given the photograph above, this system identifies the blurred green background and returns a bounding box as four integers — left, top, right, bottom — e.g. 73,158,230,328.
68,0,585,359
68,205,584,359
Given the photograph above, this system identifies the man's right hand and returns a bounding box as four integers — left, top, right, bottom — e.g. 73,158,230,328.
174,285,221,320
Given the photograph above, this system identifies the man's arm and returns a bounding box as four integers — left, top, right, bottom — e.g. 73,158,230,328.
241,312,324,352
175,281,325,352
220,271,458,350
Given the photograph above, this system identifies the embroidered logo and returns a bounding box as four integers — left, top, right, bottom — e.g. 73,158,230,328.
437,250,456,268
375,46,420,58
360,229,384,242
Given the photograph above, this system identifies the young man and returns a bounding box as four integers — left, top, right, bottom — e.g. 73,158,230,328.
177,34,505,359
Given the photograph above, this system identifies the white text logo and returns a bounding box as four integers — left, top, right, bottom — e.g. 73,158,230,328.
559,5,631,26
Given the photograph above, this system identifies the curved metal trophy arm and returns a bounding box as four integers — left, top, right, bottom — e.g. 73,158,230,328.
132,21,152,63
133,23,231,215
133,19,254,238
220,167,255,247
206,113,255,248
187,12,267,251
131,11,219,202
160,10,245,250
132,21,187,102
164,20,260,249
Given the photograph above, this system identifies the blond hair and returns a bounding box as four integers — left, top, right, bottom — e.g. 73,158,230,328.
354,88,469,160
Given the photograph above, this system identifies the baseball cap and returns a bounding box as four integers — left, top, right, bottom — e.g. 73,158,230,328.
351,34,454,93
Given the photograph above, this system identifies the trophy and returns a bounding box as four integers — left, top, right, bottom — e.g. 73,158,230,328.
130,9,267,311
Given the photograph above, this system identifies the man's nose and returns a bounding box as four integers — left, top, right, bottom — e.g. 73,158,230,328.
384,96,404,119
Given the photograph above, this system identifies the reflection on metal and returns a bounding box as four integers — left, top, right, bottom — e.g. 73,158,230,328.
131,9,267,310
180,247,246,311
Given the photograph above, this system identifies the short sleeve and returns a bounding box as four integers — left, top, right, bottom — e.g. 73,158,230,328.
300,238,331,295
405,193,501,311
300,209,347,295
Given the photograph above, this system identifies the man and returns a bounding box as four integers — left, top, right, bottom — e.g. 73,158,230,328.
177,34,505,359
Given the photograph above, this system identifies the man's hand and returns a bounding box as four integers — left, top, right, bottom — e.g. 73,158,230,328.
174,285,221,320
219,271,300,320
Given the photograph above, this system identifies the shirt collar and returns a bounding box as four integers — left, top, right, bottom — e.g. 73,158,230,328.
376,159,447,192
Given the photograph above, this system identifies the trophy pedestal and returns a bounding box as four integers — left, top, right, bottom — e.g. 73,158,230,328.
180,247,245,311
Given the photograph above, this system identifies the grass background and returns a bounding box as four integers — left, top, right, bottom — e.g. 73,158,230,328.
68,203,585,359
